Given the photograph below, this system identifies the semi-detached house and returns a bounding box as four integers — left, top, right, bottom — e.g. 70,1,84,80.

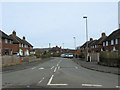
9,30,33,56
102,29,120,52
0,30,33,56
0,30,14,56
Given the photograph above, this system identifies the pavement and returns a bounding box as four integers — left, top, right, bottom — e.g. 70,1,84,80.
2,57,119,88
72,58,120,75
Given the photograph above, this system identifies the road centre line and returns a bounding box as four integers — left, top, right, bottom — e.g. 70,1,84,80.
51,66,54,69
38,77,45,84
54,67,57,73
82,84,102,87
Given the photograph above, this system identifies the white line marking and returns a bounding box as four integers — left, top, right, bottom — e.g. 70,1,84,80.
51,66,54,69
48,84,68,86
39,67,44,70
47,75,68,86
31,67,36,70
58,66,60,70
116,86,120,88
82,84,102,87
38,77,45,84
75,66,78,69
57,64,59,66
54,67,57,72
47,75,54,85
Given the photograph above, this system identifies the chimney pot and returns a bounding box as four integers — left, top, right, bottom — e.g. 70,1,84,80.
102,32,106,37
23,36,25,40
12,30,16,36
90,38,93,41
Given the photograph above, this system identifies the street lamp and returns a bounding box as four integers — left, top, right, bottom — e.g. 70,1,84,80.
49,43,51,48
73,37,76,50
83,16,88,62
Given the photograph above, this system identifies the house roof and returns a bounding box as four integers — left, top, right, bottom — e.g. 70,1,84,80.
9,34,32,46
9,35,19,44
92,36,107,46
0,30,13,40
103,29,120,42
80,40,97,48
23,40,33,47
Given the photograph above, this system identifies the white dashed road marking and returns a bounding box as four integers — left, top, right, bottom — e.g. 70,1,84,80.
57,64,59,66
31,67,36,70
51,66,54,69
54,67,57,73
58,66,60,70
38,77,45,84
39,68,44,70
116,86,120,88
82,84,102,87
75,66,78,69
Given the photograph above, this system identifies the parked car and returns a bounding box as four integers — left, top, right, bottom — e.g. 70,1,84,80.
61,53,73,58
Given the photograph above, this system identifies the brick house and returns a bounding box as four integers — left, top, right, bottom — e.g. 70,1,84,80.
102,29,120,52
80,38,97,53
9,30,33,56
0,30,14,56
91,32,107,52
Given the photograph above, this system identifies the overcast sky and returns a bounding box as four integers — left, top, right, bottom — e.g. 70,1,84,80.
1,2,118,49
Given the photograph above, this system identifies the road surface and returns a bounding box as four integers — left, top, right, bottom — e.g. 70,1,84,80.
2,57,119,88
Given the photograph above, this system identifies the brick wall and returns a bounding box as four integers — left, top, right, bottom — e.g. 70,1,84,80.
1,39,14,56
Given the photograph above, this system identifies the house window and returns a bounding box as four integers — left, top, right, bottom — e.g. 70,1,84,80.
106,41,108,46
22,44,23,47
115,39,118,44
19,44,21,47
5,39,8,44
111,40,114,45
9,40,12,44
103,42,105,46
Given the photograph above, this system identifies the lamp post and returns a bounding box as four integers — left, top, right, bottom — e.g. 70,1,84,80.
73,37,76,50
83,16,88,62
49,43,51,48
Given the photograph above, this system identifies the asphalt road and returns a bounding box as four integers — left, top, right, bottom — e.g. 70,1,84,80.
2,57,119,88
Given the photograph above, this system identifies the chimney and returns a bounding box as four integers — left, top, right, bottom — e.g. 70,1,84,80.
102,32,106,37
12,30,16,36
90,38,93,41
23,36,25,40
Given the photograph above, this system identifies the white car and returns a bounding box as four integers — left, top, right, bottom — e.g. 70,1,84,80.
61,53,73,58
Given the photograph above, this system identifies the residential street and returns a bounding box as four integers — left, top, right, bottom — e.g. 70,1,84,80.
2,57,119,88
